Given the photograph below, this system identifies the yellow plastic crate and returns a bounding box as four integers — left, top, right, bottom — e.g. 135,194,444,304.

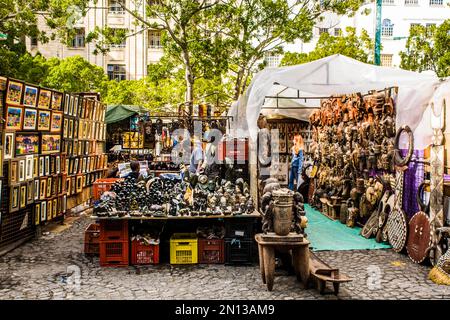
170,233,198,264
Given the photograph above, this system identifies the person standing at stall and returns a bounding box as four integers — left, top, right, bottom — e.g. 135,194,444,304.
189,137,205,174
289,135,304,191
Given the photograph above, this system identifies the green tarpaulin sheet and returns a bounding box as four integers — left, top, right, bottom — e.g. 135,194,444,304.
106,105,149,124
305,204,392,252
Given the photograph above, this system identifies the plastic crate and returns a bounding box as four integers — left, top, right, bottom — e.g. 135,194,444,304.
170,233,198,264
131,240,159,265
93,178,123,201
225,220,255,239
99,220,128,241
99,240,129,267
198,239,224,264
225,238,254,265
84,223,100,255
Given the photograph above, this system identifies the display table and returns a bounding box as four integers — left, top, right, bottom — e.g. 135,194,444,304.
255,233,310,291
90,212,261,220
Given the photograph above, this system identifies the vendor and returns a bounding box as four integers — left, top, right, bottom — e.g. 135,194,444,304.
189,137,205,174
126,161,144,182
289,135,304,191
202,129,221,178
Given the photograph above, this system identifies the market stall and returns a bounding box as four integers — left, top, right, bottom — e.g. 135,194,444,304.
228,54,450,272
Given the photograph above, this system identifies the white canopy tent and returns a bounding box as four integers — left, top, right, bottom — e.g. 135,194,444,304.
228,54,445,149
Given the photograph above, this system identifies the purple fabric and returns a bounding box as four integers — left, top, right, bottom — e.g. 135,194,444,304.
401,149,425,219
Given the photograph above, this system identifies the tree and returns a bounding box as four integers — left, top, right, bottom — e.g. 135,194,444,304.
400,20,450,78
280,27,374,66
41,56,108,93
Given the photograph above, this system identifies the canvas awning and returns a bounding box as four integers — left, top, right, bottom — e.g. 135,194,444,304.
228,54,445,149
105,105,149,124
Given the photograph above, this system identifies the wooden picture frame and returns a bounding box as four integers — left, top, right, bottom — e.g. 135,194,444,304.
47,199,52,221
6,80,24,106
27,180,34,205
23,108,38,130
23,85,39,108
15,133,39,156
6,105,23,130
63,118,68,139
33,156,39,178
66,177,71,195
10,184,20,213
39,177,47,200
51,175,57,197
34,203,40,225
51,91,63,110
62,194,67,213
76,175,83,193
33,179,39,201
25,155,34,180
18,158,25,182
37,110,51,131
4,132,15,160
50,111,63,133
50,155,55,175
52,198,57,219
44,156,50,176
74,96,79,117
74,158,79,174
40,201,47,222
39,156,45,177
46,176,52,198
56,155,61,174
71,176,76,195
38,89,52,109
19,183,27,209
41,134,61,154
0,76,7,91
64,94,70,115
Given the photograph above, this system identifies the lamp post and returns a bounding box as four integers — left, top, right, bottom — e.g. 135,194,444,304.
375,0,382,66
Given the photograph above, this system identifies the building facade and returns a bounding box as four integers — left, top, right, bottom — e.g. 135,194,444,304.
272,0,450,69
27,0,164,81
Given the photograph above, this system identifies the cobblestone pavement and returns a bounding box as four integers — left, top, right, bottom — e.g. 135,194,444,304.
0,215,449,300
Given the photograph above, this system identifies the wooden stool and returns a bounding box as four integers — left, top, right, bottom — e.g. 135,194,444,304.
255,233,310,291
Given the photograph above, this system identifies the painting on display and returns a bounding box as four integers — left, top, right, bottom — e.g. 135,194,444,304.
4,132,15,160
23,108,38,130
6,80,23,105
5,106,23,130
16,133,39,156
50,111,63,132
23,86,38,108
0,76,7,91
37,110,51,131
122,132,144,149
41,134,61,154
51,91,63,110
38,89,52,109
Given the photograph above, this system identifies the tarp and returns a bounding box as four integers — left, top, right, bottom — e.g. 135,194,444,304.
305,204,392,251
228,54,444,149
105,105,149,124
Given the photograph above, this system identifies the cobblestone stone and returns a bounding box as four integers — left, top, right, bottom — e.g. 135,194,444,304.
0,215,449,300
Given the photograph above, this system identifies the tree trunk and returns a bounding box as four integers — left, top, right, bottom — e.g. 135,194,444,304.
233,68,245,100
181,48,194,115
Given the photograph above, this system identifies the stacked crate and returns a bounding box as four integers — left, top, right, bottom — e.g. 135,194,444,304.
99,220,129,267
224,220,255,265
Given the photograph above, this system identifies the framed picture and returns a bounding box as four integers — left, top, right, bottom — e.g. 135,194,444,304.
44,156,50,175
10,184,20,213
34,203,40,225
18,158,25,182
71,176,76,195
50,156,55,175
63,119,68,138
39,156,45,177
57,175,63,194
46,176,52,198
50,111,63,132
38,89,51,109
62,194,67,213
41,134,61,154
22,108,38,130
16,133,39,156
74,120,79,139
66,177,71,195
27,180,34,205
33,156,39,178
9,160,18,185
40,201,47,222
6,80,23,105
39,178,47,200
0,76,7,91
6,105,23,130
25,155,34,180
37,110,51,131
52,198,57,218
122,132,144,149
4,132,14,161
23,85,38,108
51,91,63,110
56,155,61,174
76,175,83,193
74,158,79,174
47,199,52,221
74,97,79,117
19,183,27,209
33,179,39,201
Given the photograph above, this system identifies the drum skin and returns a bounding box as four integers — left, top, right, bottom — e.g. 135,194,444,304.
407,211,432,264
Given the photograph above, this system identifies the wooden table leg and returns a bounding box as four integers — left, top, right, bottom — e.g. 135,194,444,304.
263,246,275,291
293,246,310,286
258,243,266,284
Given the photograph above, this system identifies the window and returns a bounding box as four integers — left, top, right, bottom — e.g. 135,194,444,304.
429,0,443,6
69,28,85,48
109,29,126,48
404,0,418,5
148,30,162,49
109,0,125,14
319,28,329,35
381,54,393,67
381,19,393,37
264,54,281,68
107,64,127,81
382,0,395,5
334,28,341,36
30,37,38,47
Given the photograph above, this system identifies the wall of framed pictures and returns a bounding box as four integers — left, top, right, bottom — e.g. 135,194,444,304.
62,93,108,210
0,76,107,250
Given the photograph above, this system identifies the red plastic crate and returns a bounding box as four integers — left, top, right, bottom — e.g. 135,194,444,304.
217,139,249,162
100,240,129,267
84,223,100,255
198,239,224,264
131,240,159,265
99,220,129,241
93,178,123,201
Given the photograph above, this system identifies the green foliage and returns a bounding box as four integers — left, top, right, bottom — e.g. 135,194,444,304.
280,27,374,66
400,20,450,78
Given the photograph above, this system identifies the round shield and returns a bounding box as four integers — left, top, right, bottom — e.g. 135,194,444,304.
406,211,431,264
361,210,378,239
387,208,408,252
